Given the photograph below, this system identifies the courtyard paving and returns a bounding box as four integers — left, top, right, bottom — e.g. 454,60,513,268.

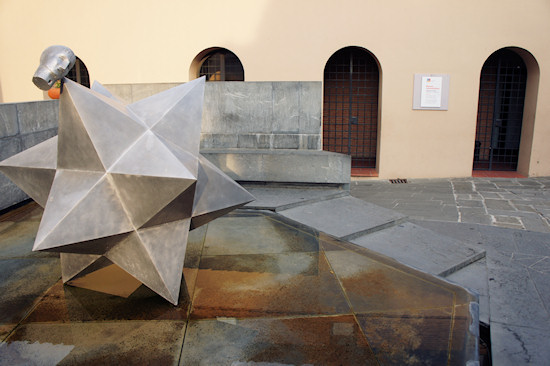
351,176,550,232
1,176,549,365
351,176,550,365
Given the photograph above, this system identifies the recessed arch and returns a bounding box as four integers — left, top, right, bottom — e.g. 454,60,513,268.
322,46,381,170
190,47,244,81
66,56,90,88
473,47,539,175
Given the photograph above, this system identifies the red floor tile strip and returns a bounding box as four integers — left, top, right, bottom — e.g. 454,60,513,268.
472,171,526,178
351,168,378,177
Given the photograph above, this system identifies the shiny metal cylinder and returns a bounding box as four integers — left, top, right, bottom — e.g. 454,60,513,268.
32,45,76,90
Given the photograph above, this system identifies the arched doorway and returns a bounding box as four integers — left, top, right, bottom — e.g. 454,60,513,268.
323,47,380,169
195,48,244,81
473,49,527,171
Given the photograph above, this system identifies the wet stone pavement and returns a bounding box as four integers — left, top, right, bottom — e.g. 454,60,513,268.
0,204,478,365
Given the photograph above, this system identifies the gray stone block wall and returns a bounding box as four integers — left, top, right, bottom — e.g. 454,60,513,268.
201,82,322,150
0,100,58,210
105,81,323,150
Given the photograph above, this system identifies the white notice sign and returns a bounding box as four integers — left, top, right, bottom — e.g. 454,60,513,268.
420,76,443,108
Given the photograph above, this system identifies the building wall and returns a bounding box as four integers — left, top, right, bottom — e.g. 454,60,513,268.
1,0,549,178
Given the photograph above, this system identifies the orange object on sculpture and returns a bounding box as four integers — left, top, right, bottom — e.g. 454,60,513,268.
47,83,60,99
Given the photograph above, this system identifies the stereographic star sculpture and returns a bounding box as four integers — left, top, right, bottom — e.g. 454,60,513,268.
0,76,254,305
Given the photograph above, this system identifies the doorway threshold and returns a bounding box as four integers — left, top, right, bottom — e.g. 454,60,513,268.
472,170,526,178
351,168,378,177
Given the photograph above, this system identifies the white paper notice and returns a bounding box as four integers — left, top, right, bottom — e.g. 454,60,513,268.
420,76,443,108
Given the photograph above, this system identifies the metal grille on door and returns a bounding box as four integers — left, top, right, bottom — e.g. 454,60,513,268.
323,47,379,169
474,49,527,171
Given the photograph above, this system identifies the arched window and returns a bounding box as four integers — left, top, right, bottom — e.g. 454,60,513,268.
66,57,90,87
198,49,244,81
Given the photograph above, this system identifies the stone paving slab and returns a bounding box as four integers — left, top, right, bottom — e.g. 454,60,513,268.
393,201,459,222
1,321,187,365
350,222,485,277
0,203,60,342
490,322,550,366
351,181,460,222
485,198,516,210
278,196,407,240
411,219,550,366
484,250,550,329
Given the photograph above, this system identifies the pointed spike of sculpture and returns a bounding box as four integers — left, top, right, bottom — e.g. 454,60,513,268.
151,77,205,157
57,84,105,172
63,79,147,169
0,136,57,170
91,80,123,103
0,166,56,208
60,252,103,283
128,76,205,128
137,219,191,303
192,154,255,218
105,232,177,304
0,137,58,207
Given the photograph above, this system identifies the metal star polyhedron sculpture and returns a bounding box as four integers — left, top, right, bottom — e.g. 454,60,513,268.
0,77,254,305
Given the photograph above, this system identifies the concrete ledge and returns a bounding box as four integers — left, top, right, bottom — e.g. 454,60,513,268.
200,149,351,187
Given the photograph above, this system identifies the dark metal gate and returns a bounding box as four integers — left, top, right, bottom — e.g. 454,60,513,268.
323,47,379,168
474,49,527,171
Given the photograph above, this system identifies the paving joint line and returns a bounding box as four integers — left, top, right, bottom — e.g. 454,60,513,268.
450,180,462,223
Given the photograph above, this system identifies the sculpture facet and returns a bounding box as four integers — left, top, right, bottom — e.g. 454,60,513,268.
0,76,254,304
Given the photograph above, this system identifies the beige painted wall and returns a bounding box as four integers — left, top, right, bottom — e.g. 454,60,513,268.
1,0,549,178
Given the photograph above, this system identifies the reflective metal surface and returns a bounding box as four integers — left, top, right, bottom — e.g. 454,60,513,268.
32,45,76,90
0,76,254,304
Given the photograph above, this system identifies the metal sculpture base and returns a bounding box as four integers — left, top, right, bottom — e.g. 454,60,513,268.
0,77,254,304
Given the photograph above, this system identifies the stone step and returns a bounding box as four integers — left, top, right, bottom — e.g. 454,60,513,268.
201,149,351,187
243,185,349,212
350,222,486,277
277,196,407,239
